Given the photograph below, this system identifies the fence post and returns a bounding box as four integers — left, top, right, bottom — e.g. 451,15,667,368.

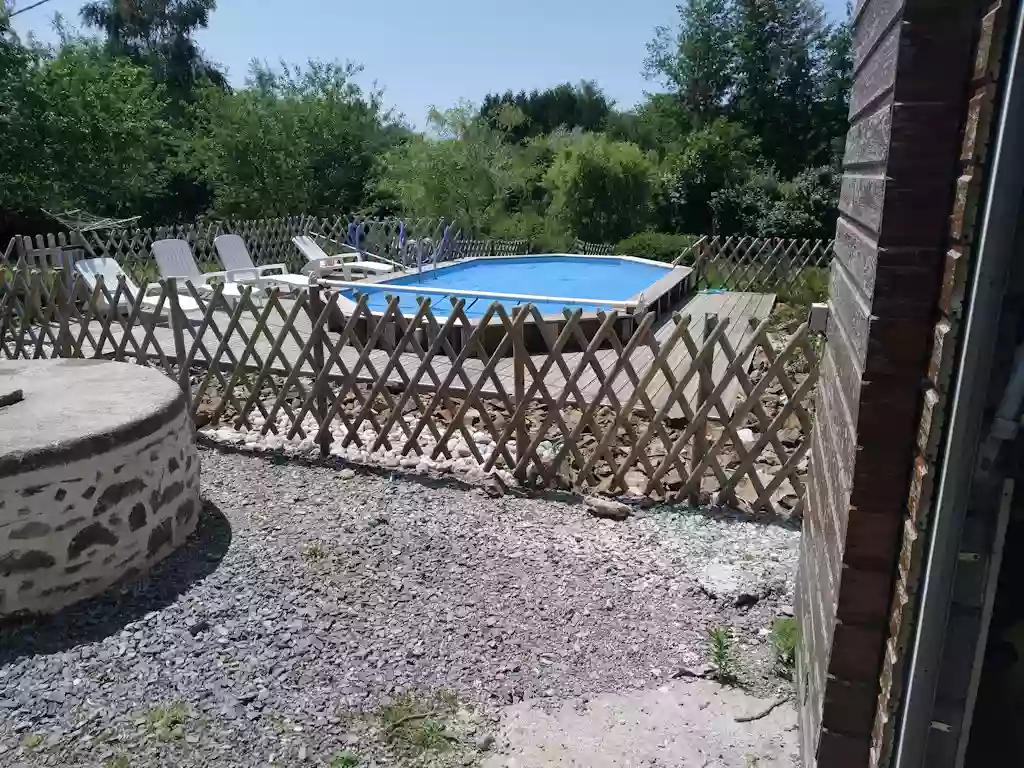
689,312,717,500
512,306,528,481
166,279,189,391
308,282,332,457
54,277,75,357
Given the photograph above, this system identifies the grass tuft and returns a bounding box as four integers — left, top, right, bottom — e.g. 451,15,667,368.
143,700,190,742
302,542,328,563
378,691,458,756
22,733,42,749
770,616,798,673
329,753,361,768
707,625,738,684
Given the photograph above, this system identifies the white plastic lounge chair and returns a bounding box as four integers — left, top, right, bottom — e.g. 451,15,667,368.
214,234,311,293
73,257,202,314
291,235,394,278
151,239,245,306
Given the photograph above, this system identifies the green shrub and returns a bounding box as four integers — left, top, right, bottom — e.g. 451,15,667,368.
615,231,697,264
770,617,798,672
545,133,658,244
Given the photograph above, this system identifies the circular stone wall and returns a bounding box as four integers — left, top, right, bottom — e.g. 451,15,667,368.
0,359,200,617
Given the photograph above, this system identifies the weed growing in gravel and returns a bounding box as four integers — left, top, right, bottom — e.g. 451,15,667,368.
303,542,328,563
104,756,131,768
770,617,798,674
330,753,361,768
707,626,738,684
143,700,190,741
379,691,458,756
22,733,42,749
409,719,452,752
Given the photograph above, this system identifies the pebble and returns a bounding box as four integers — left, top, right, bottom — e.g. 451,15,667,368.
0,448,797,766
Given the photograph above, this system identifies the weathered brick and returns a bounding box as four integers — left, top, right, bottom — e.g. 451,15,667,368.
898,516,925,593
907,455,934,528
818,729,871,768
950,173,980,243
837,567,895,625
830,621,886,686
916,388,944,460
938,246,969,317
927,318,955,388
823,677,879,735
973,5,1006,82
960,86,997,163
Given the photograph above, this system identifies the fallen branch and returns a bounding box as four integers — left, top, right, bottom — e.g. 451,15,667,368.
386,711,438,730
734,695,790,723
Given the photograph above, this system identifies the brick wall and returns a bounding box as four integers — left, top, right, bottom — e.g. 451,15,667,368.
795,1,999,766
871,2,1013,766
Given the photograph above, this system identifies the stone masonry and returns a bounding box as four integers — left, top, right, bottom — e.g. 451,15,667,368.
0,359,200,616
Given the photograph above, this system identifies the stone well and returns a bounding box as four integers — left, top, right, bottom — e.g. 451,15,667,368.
0,359,200,616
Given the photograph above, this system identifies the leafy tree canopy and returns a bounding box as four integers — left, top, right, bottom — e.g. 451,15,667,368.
1,0,851,243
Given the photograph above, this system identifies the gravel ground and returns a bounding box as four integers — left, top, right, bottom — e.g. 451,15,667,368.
0,448,800,767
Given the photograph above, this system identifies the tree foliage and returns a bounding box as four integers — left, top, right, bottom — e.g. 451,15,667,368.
645,0,850,176
375,104,515,232
80,0,225,99
544,134,657,243
0,0,851,245
190,60,400,218
0,18,171,217
479,81,613,144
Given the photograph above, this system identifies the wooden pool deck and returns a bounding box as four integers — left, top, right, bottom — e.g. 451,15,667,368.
12,290,775,417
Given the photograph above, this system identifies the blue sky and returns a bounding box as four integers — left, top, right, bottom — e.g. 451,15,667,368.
11,0,850,128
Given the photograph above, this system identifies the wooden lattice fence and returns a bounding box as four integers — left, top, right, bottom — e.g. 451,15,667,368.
676,236,834,294
445,238,530,260
4,220,534,286
1,268,819,514
572,239,617,256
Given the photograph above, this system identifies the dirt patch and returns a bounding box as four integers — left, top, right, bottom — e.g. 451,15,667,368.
483,679,798,767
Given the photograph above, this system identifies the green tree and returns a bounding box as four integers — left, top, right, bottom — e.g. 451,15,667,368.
644,0,846,177
479,81,613,144
80,0,226,101
0,6,39,205
656,119,761,235
376,103,515,232
730,0,827,177
190,60,398,218
0,25,171,218
644,0,733,127
811,16,852,167
544,134,657,243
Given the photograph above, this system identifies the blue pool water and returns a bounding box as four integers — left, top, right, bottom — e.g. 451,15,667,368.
340,255,670,317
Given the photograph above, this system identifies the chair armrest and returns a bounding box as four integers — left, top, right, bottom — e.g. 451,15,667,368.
201,269,232,283
307,255,353,276
225,267,261,283
254,263,288,276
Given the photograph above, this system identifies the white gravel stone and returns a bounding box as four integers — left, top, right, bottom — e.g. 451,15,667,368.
0,449,797,768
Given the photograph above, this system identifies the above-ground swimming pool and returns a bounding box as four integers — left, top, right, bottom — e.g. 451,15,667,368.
323,253,695,354
339,255,676,317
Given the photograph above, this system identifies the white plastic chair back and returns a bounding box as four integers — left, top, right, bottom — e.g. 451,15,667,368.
74,257,141,311
214,234,255,272
152,239,203,281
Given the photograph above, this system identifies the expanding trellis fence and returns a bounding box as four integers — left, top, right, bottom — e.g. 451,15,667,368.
1,267,819,514
5,217,527,287
676,235,834,293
